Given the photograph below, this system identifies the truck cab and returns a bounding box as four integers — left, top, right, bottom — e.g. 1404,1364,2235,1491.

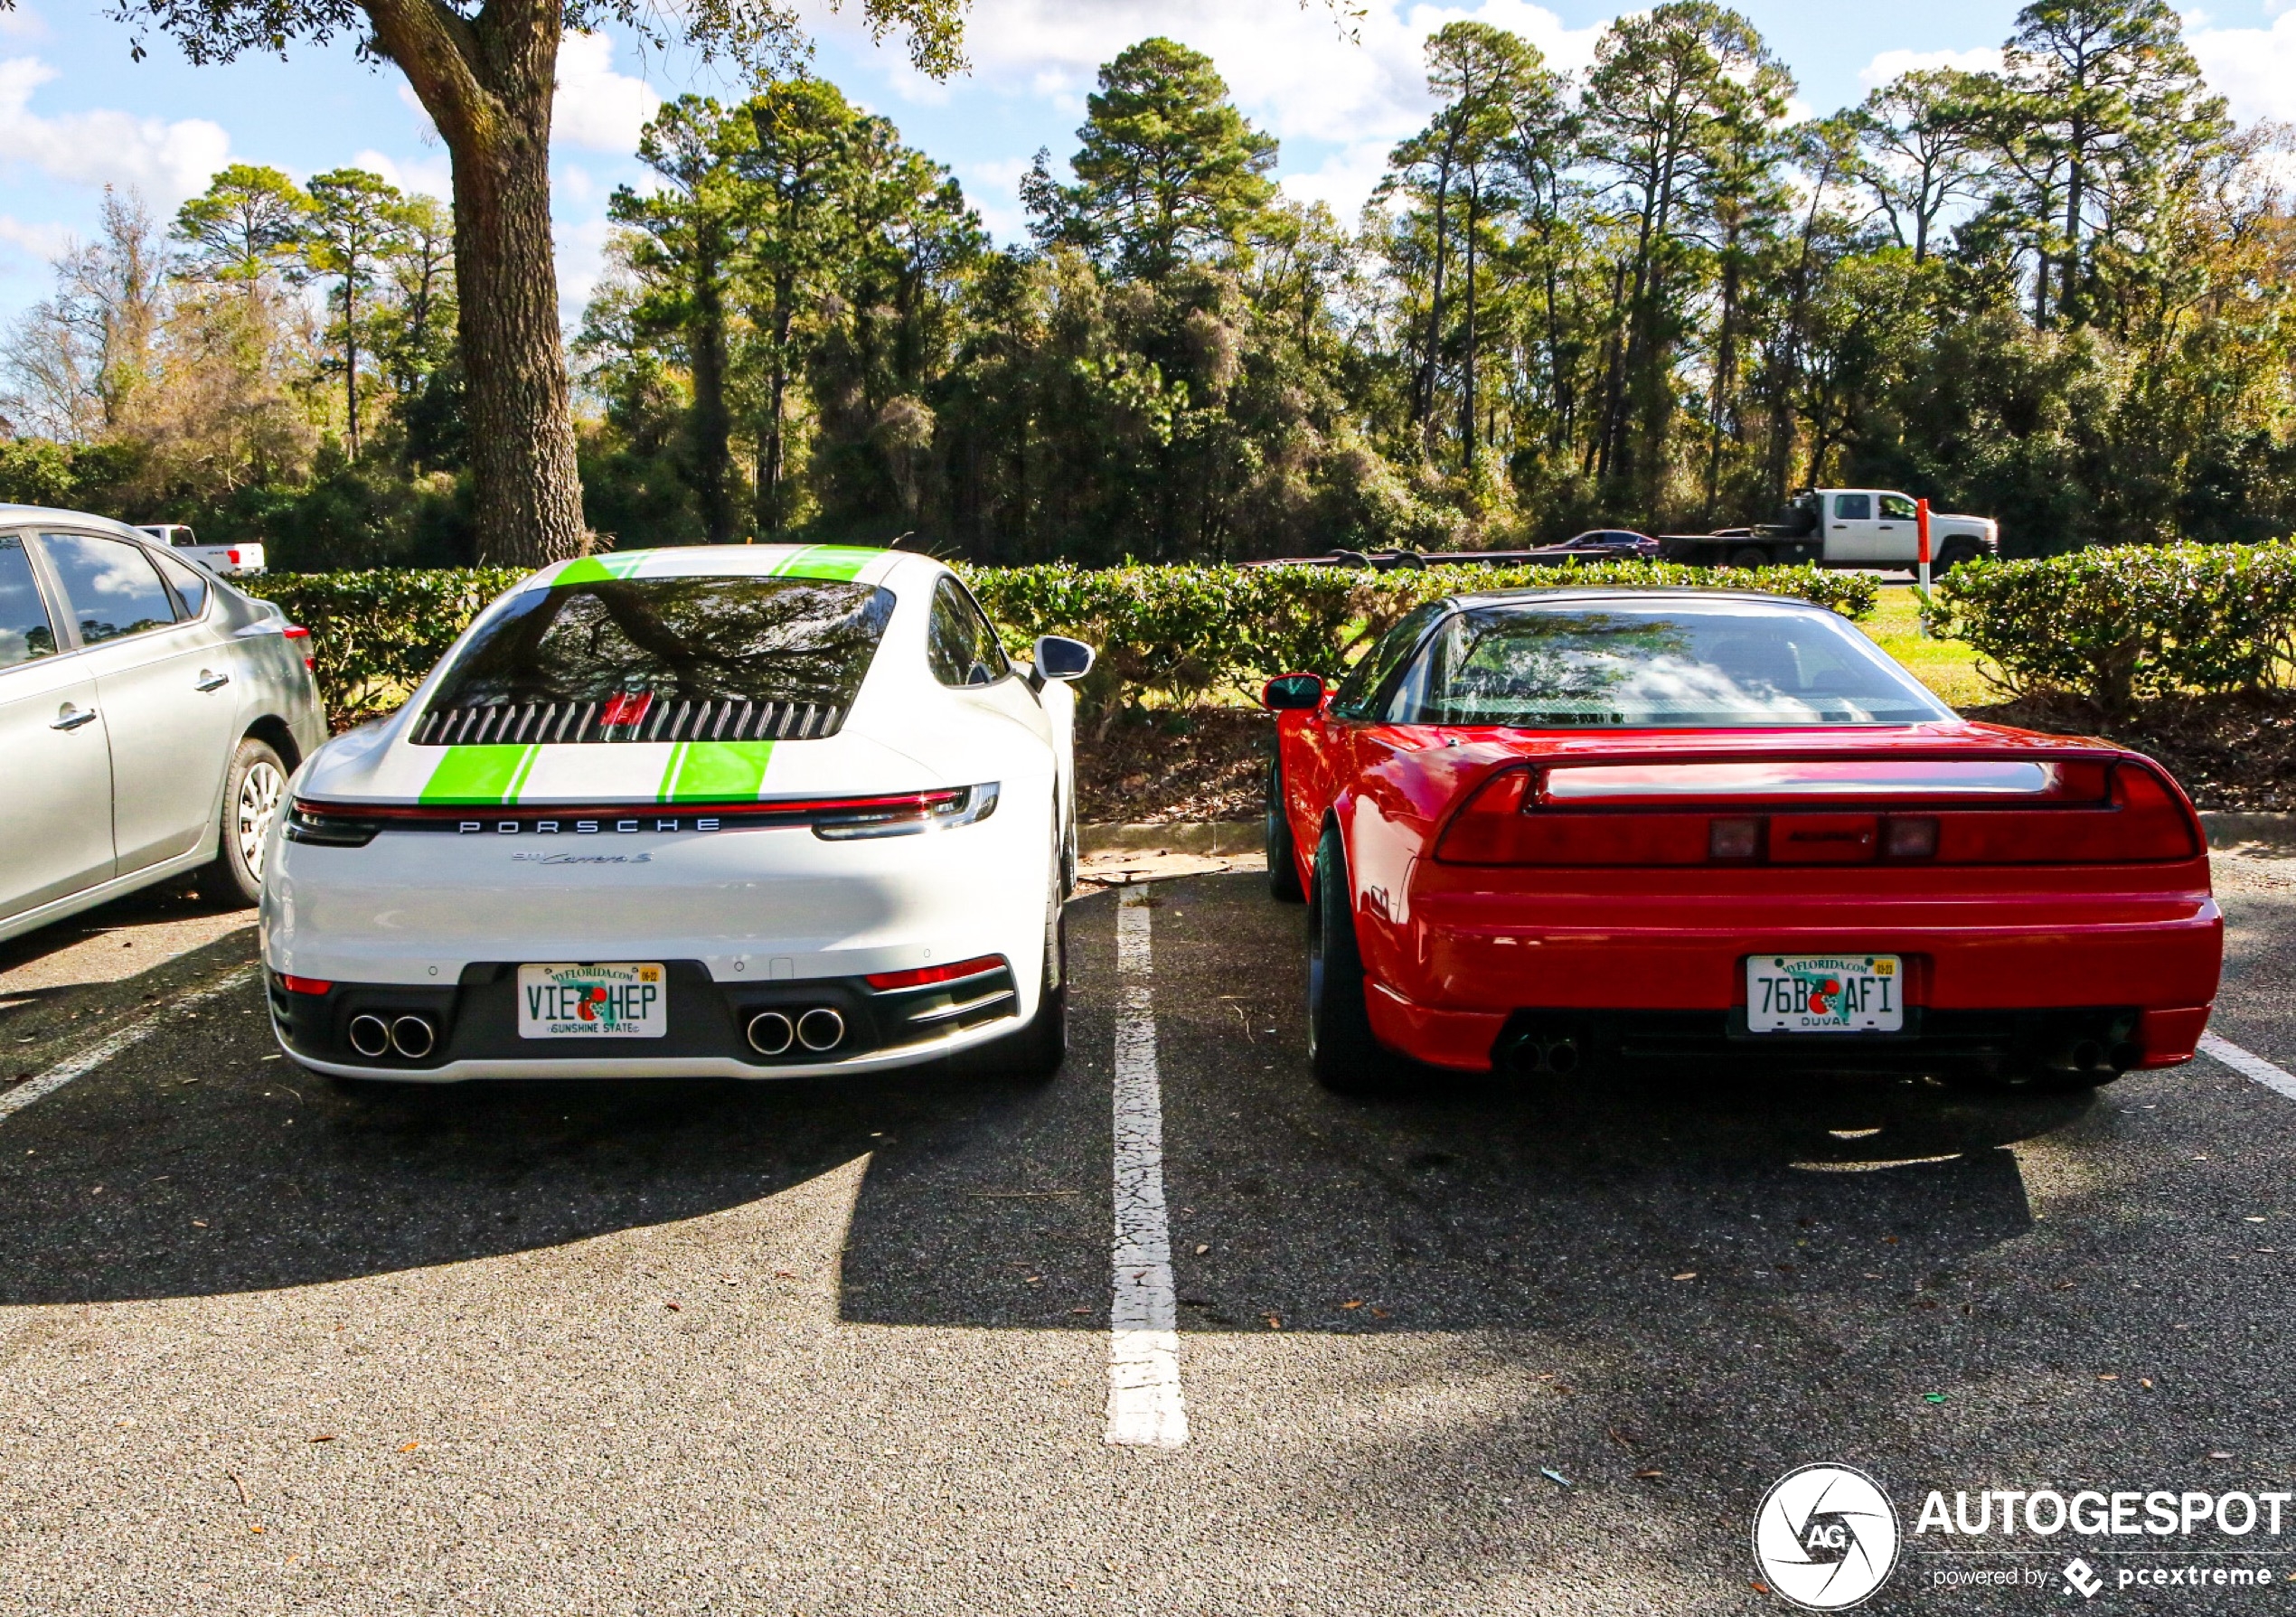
135,524,266,578
1659,489,1998,571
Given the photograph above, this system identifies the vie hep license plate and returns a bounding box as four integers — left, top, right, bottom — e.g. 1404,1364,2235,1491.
517,962,666,1039
1746,954,1903,1033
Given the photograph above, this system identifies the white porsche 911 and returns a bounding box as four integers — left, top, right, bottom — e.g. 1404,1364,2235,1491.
261,543,1093,1083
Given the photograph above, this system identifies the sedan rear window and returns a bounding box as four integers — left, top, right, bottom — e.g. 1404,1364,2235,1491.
1384,598,1951,728
412,576,895,745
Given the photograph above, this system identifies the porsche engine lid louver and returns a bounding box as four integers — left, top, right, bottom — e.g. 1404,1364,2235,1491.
409,694,845,747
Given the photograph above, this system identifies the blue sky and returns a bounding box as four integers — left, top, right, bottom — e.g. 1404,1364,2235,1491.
5,0,2296,331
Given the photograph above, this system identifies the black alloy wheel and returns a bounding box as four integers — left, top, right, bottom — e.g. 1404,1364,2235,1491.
1307,823,1389,1095
1266,754,1305,903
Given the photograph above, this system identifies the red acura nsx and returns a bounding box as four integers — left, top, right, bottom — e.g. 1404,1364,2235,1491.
1262,588,2222,1093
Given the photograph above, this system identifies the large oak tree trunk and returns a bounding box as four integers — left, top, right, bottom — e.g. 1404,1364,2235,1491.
366,0,588,568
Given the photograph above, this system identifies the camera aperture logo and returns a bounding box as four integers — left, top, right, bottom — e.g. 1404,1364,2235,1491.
1754,1464,1903,1610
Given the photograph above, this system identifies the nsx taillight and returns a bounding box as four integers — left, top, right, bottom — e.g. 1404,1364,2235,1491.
1433,759,2199,866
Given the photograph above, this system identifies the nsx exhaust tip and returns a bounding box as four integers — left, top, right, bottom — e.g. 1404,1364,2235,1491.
390,1015,437,1058
348,1013,391,1059
746,1011,795,1057
1501,1035,1579,1076
797,1007,846,1052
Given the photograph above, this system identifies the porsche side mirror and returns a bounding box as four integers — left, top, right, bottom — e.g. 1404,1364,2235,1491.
1261,672,1325,711
1031,635,1095,685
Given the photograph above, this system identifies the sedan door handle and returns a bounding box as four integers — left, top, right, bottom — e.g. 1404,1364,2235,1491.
195,670,231,691
52,706,99,731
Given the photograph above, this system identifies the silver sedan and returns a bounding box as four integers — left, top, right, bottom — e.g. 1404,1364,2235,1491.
0,505,327,943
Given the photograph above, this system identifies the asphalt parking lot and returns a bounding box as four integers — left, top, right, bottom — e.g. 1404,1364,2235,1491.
3,861,2295,1614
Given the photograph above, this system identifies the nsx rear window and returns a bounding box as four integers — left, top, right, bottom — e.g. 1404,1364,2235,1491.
411,577,895,746
1384,599,1951,729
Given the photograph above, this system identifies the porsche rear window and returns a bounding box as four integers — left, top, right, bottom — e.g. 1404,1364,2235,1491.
411,577,895,745
1383,599,1951,729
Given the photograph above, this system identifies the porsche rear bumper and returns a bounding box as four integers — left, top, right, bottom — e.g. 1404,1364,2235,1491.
269,957,1030,1082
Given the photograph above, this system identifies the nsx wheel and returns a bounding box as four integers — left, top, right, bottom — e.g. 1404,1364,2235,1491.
1266,755,1304,903
202,736,287,907
1307,823,1388,1095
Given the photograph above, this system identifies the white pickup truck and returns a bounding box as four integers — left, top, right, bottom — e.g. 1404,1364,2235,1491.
1658,489,1999,570
135,523,266,578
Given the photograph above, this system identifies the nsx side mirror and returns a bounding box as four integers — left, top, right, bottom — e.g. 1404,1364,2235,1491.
1031,635,1095,686
1261,672,1325,711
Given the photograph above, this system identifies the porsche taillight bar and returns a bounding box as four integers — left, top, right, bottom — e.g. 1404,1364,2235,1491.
287,783,1000,846
1433,757,2199,866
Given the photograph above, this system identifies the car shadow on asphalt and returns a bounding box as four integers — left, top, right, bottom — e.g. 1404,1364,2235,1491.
0,877,2093,1332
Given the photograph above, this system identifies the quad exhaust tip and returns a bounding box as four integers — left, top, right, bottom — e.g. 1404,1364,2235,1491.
747,1011,795,1057
348,1013,391,1059
390,1015,436,1059
797,1008,846,1052
748,1007,847,1056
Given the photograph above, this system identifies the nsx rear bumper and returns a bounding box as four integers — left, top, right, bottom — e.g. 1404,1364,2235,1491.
1368,889,2223,1074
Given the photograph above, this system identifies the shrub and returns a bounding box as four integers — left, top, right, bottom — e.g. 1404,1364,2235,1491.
256,558,1877,720
1931,543,2296,713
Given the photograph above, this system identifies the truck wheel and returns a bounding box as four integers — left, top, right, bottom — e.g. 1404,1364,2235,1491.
1727,547,1769,569
1935,541,1981,573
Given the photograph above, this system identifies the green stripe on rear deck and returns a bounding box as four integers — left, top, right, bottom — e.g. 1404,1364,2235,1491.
419,745,540,805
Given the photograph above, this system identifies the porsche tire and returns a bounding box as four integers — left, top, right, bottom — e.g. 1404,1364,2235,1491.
1266,755,1305,903
199,736,287,907
977,846,1068,1082
1307,823,1389,1095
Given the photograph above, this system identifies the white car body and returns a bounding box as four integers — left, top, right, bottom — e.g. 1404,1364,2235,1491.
136,523,267,578
262,543,1082,1082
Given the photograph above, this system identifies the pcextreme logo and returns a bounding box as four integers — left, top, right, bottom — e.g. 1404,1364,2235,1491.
1753,1464,1904,1610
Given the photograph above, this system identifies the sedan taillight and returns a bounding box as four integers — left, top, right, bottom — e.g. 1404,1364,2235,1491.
282,623,314,671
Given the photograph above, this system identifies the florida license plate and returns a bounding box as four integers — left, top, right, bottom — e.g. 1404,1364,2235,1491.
517,962,666,1039
1746,954,1902,1033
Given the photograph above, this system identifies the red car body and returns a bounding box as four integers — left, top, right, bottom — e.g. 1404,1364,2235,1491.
1269,595,2221,1084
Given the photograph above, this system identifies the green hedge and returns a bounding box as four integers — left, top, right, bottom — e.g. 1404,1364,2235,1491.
1932,542,2296,712
255,559,1877,720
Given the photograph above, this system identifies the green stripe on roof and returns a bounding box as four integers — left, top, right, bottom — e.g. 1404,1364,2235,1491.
769,544,880,582
659,741,774,802
553,552,649,587
419,745,541,805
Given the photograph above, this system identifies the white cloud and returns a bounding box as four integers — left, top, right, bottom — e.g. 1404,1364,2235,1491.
555,212,615,311
814,0,1604,219
1858,45,2003,90
0,5,49,40
2189,14,2296,122
553,30,659,154
353,147,454,202
0,212,72,265
961,155,1032,246
0,55,231,208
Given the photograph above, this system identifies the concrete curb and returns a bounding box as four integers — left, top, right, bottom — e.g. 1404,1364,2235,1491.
1087,813,2296,858
1080,823,1259,856
2201,811,2296,856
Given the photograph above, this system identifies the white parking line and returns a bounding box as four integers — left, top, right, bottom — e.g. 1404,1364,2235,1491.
0,964,260,1126
2198,1032,2296,1104
1107,890,1188,1448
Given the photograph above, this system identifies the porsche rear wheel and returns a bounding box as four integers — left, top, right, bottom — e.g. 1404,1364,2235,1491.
1307,823,1389,1095
979,841,1068,1081
1266,755,1304,903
